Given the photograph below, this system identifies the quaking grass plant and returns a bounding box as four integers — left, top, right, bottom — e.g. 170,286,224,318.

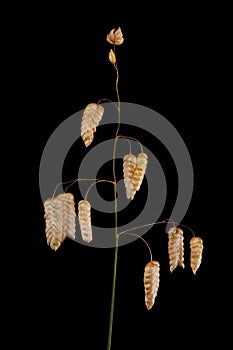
43,27,204,350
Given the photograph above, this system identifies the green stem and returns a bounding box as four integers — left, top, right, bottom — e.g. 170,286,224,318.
107,233,119,350
107,54,121,350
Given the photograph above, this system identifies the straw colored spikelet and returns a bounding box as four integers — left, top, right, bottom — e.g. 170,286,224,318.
168,227,185,272
109,49,116,64
190,236,203,274
81,103,104,147
130,152,148,199
44,196,63,251
44,193,76,251
78,200,92,243
123,153,137,199
144,260,160,310
57,193,76,240
106,27,124,45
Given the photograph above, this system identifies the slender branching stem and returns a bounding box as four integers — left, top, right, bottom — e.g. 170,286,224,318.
118,232,153,261
175,222,195,237
52,178,112,197
118,220,167,236
107,46,121,350
118,219,196,237
97,98,118,109
84,179,115,200
117,135,144,153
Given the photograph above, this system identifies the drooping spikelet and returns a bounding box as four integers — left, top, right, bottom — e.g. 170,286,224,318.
44,192,76,251
106,27,124,45
57,193,76,240
144,260,160,310
123,153,137,199
44,196,63,251
190,236,203,274
78,200,92,243
168,226,185,272
81,103,104,147
130,152,148,199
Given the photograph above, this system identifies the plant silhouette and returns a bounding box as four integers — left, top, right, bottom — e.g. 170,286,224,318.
43,27,204,350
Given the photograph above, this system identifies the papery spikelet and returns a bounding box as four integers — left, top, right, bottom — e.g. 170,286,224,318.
44,192,76,251
109,49,116,64
78,200,92,243
130,152,148,199
106,27,124,45
81,103,104,147
190,236,203,274
44,197,63,251
57,193,76,240
144,260,160,310
168,227,185,272
123,153,136,199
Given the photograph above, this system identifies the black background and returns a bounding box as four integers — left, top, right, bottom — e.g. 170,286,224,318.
7,3,229,349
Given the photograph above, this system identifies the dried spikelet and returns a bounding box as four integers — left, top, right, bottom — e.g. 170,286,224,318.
78,199,92,243
123,153,136,199
44,197,63,251
106,27,124,45
44,193,76,251
168,227,185,272
190,236,203,274
57,193,76,240
144,260,160,310
130,152,148,199
81,103,104,147
109,49,116,64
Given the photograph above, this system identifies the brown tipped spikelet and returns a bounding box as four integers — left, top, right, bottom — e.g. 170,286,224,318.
168,226,185,272
106,27,124,45
190,236,203,274
123,153,137,199
78,199,92,243
130,152,148,199
144,260,160,310
109,49,116,64
81,103,104,147
44,193,76,251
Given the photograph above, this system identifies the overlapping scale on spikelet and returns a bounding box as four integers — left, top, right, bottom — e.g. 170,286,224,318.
81,103,104,147
144,260,160,310
168,227,185,272
130,153,148,199
44,193,76,251
123,153,137,199
78,199,92,243
57,193,76,240
190,236,203,274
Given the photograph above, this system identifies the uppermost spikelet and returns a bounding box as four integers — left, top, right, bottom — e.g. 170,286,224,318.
106,27,124,45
